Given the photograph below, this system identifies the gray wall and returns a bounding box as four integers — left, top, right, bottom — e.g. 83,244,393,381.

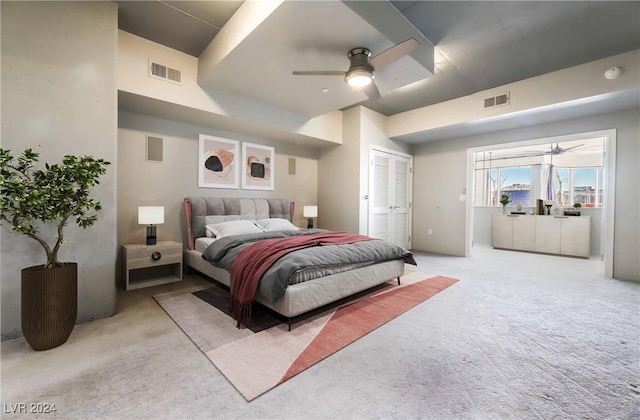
1,2,118,339
117,111,319,281
318,108,362,233
318,107,411,234
412,108,640,282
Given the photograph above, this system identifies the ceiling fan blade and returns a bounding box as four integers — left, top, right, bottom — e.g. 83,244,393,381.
475,155,535,162
478,151,548,161
369,38,419,70
363,82,381,99
292,70,345,76
513,151,548,157
563,144,584,152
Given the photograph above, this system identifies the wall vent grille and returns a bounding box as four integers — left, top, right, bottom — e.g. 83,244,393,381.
149,61,182,84
483,92,509,109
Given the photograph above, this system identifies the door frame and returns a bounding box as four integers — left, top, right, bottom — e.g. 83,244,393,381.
367,145,414,248
465,129,616,278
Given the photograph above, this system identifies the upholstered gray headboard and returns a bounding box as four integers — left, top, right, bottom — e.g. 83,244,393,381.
184,197,294,249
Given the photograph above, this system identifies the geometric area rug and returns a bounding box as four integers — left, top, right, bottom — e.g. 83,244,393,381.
154,271,458,401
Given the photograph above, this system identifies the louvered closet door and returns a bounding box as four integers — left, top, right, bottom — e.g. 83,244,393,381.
391,157,410,247
368,149,412,249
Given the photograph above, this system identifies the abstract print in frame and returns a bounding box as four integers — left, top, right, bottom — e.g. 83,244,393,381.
242,142,274,191
198,134,240,189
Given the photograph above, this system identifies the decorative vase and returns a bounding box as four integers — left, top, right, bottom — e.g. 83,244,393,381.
516,202,523,211
21,263,77,351
502,205,507,214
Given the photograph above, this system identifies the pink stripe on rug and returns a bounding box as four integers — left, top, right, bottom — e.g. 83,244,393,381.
278,276,458,384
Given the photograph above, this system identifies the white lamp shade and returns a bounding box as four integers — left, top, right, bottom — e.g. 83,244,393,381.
138,206,164,225
303,206,318,218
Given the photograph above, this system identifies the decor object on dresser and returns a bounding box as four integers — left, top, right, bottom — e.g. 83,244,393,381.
138,206,164,245
500,193,511,214
198,134,239,189
565,202,582,216
122,241,182,290
242,143,274,190
303,205,318,229
154,270,458,401
0,148,110,350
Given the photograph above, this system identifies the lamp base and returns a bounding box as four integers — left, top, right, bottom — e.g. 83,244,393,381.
307,218,313,229
146,225,157,245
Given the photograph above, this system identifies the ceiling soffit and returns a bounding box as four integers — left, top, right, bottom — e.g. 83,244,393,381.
117,1,243,57
197,1,434,118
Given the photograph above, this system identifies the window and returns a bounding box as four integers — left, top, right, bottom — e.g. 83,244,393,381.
554,168,570,207
473,137,604,208
554,167,602,207
474,165,532,206
500,166,532,206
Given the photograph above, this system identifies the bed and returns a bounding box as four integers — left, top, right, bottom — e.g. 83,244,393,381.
183,197,415,328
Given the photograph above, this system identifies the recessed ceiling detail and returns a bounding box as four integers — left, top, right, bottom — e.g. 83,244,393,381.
117,1,640,119
196,1,434,117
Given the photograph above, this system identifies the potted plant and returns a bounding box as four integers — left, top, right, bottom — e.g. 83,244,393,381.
0,148,110,350
499,193,511,214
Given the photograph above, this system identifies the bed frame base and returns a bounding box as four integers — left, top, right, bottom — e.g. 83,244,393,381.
282,275,403,332
185,249,404,318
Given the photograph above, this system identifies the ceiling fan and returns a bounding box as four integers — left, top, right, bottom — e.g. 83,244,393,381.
514,143,585,158
475,143,585,163
292,38,420,100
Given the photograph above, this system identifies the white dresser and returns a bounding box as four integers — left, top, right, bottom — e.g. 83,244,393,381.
491,214,590,258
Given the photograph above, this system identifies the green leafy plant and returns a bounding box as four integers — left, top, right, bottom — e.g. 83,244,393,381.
0,148,110,269
573,202,582,208
499,193,511,207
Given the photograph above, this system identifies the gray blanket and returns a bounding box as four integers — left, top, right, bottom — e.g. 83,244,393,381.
201,229,416,304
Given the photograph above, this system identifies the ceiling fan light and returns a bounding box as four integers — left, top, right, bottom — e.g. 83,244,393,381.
345,70,373,87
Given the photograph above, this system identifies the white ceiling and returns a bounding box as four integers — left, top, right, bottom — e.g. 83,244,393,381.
116,1,640,118
197,1,433,117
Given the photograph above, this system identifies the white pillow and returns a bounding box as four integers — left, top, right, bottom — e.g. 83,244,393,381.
255,218,299,232
205,220,264,239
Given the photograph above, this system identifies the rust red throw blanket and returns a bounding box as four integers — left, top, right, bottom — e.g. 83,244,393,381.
229,232,373,328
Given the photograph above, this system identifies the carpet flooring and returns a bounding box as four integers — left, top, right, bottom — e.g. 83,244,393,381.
2,246,638,419
154,271,458,400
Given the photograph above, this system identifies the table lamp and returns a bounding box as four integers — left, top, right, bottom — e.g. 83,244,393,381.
303,205,318,229
138,206,164,245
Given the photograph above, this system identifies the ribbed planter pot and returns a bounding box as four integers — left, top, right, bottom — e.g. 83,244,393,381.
21,263,78,351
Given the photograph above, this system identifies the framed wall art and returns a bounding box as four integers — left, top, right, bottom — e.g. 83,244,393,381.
198,134,240,189
242,142,274,191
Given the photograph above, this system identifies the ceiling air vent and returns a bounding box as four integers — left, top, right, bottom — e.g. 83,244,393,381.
484,92,509,109
149,60,182,84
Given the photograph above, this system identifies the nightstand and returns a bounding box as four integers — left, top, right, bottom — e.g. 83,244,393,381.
122,241,183,290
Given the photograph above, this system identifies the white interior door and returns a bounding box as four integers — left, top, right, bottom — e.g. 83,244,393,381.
368,148,412,248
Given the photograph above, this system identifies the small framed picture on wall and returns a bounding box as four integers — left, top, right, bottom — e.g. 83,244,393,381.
242,142,274,190
198,134,240,189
